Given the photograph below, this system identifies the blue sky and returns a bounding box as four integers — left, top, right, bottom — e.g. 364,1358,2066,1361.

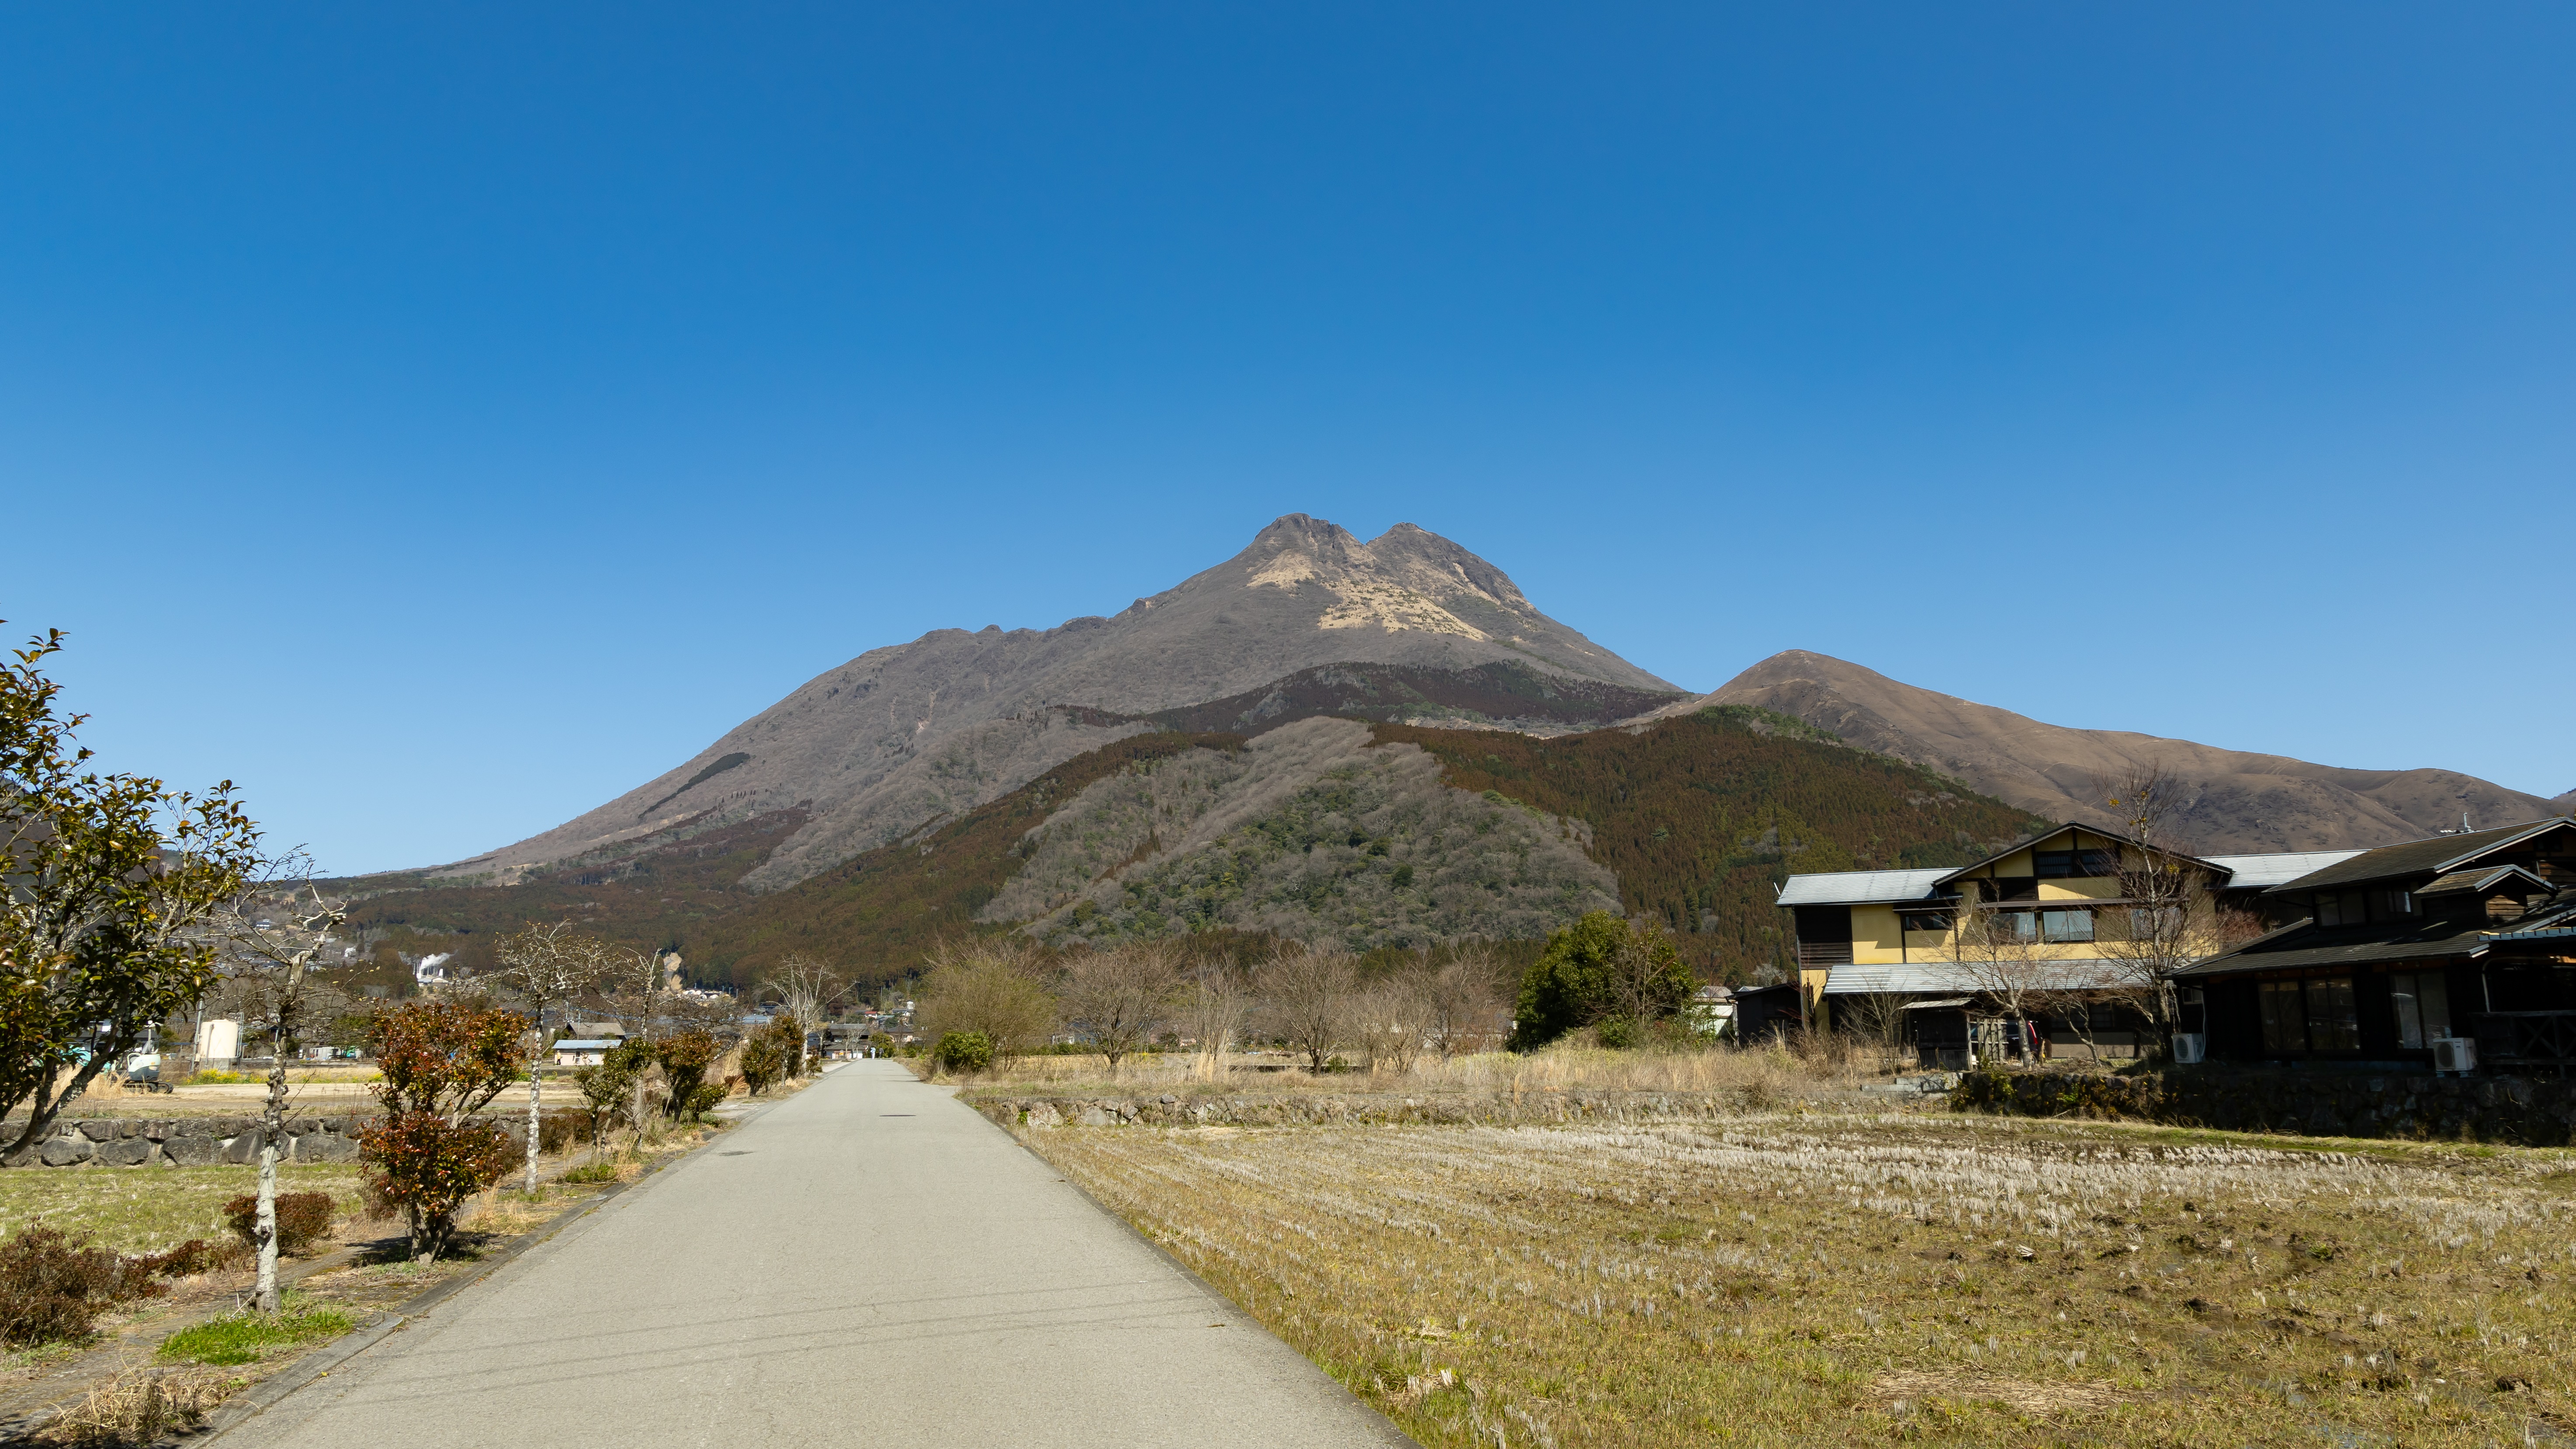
7,3,2570,874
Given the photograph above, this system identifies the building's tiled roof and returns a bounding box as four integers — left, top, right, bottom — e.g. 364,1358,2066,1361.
1775,868,1951,906
2178,884,2576,978
2263,818,2575,894
552,1039,621,1050
2417,864,2551,897
2203,850,2366,889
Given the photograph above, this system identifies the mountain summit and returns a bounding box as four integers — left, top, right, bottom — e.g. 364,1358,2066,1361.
443,516,1678,890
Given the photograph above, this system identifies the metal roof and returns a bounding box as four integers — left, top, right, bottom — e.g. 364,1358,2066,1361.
552,1039,621,1050
2202,850,2365,890
1822,960,2135,995
2260,817,2576,894
1775,868,1951,906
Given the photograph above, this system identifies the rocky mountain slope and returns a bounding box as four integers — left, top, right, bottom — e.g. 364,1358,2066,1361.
1656,651,2562,853
439,516,1681,892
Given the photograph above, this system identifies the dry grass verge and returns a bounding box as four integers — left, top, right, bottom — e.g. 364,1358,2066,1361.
1028,1115,2574,1447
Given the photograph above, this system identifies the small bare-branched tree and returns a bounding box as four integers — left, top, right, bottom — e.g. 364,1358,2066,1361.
757,953,845,1076
1835,990,1911,1064
491,922,605,1193
1260,944,1357,1074
917,939,1057,1059
1055,942,1180,1073
2094,763,2217,1058
1178,956,1248,1080
212,859,346,1313
1424,945,1508,1059
1945,886,2053,1064
1355,972,1432,1074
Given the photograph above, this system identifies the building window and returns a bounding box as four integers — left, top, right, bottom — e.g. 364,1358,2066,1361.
2039,908,2095,943
2305,978,2360,1052
2389,971,2451,1049
2259,981,2306,1052
2126,905,2182,939
2035,848,2121,879
1900,908,1955,934
2378,889,2415,918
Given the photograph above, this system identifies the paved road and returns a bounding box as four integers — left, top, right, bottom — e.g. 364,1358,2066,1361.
228,1061,1411,1448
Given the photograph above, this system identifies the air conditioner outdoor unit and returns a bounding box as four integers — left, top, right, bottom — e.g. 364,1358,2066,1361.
2430,1037,2478,1075
2170,1033,2205,1065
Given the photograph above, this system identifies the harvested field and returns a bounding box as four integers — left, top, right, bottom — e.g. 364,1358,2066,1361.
1029,1116,2575,1447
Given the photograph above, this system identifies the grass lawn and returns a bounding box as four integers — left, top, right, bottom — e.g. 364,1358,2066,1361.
1030,1115,2575,1448
0,1166,368,1254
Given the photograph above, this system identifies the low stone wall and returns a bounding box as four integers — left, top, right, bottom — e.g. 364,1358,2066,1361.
0,1116,365,1168
0,1108,586,1168
974,1088,1777,1131
1950,1067,2576,1146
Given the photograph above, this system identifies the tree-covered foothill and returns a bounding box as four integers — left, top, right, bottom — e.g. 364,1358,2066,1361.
0,627,263,1158
1509,911,1696,1051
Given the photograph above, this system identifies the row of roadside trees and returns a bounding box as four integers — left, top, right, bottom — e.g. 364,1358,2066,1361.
911,909,1702,1075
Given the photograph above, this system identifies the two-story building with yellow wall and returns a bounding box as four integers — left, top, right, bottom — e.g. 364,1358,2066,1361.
1778,823,2358,1066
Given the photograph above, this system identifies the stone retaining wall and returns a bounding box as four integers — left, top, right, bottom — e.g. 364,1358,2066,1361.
0,1116,365,1168
0,1109,585,1168
1951,1068,2576,1146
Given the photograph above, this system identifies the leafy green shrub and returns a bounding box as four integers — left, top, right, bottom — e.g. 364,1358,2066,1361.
222,1192,336,1257
932,1031,994,1075
1595,1018,1637,1050
559,1161,620,1184
158,1307,353,1366
681,1083,725,1120
0,1227,163,1345
1510,912,1695,1050
738,1034,786,1095
655,1031,723,1120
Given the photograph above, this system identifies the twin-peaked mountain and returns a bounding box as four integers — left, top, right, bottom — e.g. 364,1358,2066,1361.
439,516,1681,892
361,514,2564,987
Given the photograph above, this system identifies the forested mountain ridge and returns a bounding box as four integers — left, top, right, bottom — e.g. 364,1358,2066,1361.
342,706,2047,987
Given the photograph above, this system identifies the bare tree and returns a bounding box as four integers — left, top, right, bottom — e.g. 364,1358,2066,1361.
1424,945,1508,1058
1259,944,1356,1074
1834,990,1911,1063
2094,763,2217,1057
1177,956,1248,1080
1945,885,2054,1064
491,922,605,1193
1354,973,1432,1074
758,953,845,1075
916,939,1057,1058
212,859,346,1314
1055,942,1180,1073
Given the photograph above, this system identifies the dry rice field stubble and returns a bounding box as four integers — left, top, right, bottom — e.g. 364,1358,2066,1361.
1027,1116,2576,1447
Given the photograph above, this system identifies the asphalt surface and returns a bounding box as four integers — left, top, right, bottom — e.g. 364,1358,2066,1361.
224,1060,1411,1449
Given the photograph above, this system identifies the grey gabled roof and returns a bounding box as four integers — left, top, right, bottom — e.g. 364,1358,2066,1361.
1931,822,2223,889
1824,959,2135,995
2202,850,2365,890
1775,868,1952,906
2177,883,2576,978
2264,817,2576,894
2417,864,2553,898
